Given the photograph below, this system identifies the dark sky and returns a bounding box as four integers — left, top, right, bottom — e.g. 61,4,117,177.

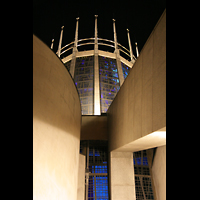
33,0,166,57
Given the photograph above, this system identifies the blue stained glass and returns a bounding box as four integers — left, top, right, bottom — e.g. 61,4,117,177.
117,79,119,83
136,158,141,165
89,152,100,156
113,72,118,78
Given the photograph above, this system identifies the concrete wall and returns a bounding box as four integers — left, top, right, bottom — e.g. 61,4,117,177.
77,154,85,200
107,10,166,152
81,115,108,140
109,152,136,200
152,145,166,200
33,35,81,200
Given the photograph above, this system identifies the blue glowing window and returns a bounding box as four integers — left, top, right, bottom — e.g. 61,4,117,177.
99,56,120,114
121,62,130,79
136,158,141,165
113,72,118,78
89,152,100,156
134,157,148,166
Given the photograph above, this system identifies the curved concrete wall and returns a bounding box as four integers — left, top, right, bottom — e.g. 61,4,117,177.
33,35,81,200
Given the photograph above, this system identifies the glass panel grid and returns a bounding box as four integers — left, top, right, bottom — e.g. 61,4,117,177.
99,56,120,113
133,150,154,200
89,165,108,173
81,140,109,200
95,176,109,199
88,176,95,199
74,56,94,115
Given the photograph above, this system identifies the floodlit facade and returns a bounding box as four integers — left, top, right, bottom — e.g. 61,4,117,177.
33,10,166,200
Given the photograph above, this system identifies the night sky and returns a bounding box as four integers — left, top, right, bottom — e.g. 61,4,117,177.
33,0,166,57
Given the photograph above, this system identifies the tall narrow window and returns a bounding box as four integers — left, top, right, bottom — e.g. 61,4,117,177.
99,56,120,113
74,56,94,115
80,140,109,200
133,150,155,200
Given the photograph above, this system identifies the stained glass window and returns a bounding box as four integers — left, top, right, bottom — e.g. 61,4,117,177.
121,62,130,79
133,150,155,200
99,56,120,113
64,56,131,115
81,140,109,200
74,56,94,115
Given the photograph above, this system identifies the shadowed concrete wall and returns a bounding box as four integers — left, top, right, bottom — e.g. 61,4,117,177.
81,115,108,140
152,145,166,200
33,35,81,200
108,10,166,152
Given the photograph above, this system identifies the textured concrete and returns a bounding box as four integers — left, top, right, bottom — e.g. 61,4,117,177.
77,154,85,200
33,35,81,200
152,145,166,200
109,152,136,200
108,10,166,152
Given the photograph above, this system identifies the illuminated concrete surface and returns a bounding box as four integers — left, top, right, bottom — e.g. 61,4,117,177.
109,152,136,200
107,10,166,200
108,10,166,152
33,35,81,200
112,128,166,152
152,145,166,200
77,154,86,200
